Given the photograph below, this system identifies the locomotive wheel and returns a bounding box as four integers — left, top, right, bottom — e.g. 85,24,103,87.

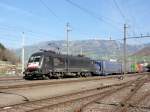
85,72,89,77
56,72,63,79
87,72,92,77
38,76,44,80
24,76,34,80
47,73,53,79
57,76,62,79
83,72,92,77
81,72,86,77
75,72,81,77
43,75,49,80
47,75,51,79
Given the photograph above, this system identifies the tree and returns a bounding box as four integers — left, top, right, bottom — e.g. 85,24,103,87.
0,43,19,64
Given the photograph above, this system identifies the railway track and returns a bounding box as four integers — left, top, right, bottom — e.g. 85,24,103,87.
75,75,148,112
0,73,144,90
80,73,150,112
127,90,150,111
0,76,22,82
111,75,149,112
113,74,150,112
0,76,115,90
0,74,146,112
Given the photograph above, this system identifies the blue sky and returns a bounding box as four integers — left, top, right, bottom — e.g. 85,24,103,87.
0,0,150,48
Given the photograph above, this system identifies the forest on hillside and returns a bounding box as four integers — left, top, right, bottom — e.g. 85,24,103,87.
0,43,19,64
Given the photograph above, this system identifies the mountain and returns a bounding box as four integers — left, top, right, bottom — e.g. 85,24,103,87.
15,39,147,62
0,43,19,64
133,46,150,56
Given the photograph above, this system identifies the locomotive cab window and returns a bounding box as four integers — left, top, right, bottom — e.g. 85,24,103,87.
29,56,41,63
28,55,43,67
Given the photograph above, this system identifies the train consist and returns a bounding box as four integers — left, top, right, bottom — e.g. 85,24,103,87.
23,50,145,80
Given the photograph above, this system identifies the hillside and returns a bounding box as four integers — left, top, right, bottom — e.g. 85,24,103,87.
133,46,150,56
15,39,146,62
0,43,19,64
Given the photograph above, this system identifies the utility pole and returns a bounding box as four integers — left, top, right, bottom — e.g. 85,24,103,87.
22,32,25,75
66,22,71,73
80,47,83,55
123,24,127,76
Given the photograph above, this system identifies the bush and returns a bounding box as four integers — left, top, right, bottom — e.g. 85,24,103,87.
0,43,19,64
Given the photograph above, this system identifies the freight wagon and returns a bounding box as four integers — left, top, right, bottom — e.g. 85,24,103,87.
126,63,143,73
94,60,122,75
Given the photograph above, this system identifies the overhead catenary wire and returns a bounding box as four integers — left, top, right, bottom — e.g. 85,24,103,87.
0,24,57,38
66,0,104,21
127,35,150,39
0,1,69,40
113,0,142,52
0,32,53,47
65,0,121,30
39,0,58,18
113,0,127,22
121,1,139,37
40,0,115,27
0,26,148,46
0,25,64,42
39,0,64,23
39,0,114,39
113,0,138,39
0,25,122,45
113,0,144,39
1,0,148,50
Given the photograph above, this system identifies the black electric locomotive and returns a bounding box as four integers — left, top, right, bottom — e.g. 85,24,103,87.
23,50,96,80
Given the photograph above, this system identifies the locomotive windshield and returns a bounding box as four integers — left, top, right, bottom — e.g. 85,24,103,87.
27,55,43,68
29,56,41,63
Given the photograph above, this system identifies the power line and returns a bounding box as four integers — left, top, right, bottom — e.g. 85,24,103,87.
0,24,56,37
0,25,64,41
66,0,104,21
112,35,150,41
113,0,136,44
113,0,126,22
120,2,139,37
0,29,42,41
0,32,52,46
127,35,150,39
39,0,63,22
125,5,138,35
65,0,120,30
113,0,144,45
39,0,113,38
39,0,93,37
39,0,58,18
